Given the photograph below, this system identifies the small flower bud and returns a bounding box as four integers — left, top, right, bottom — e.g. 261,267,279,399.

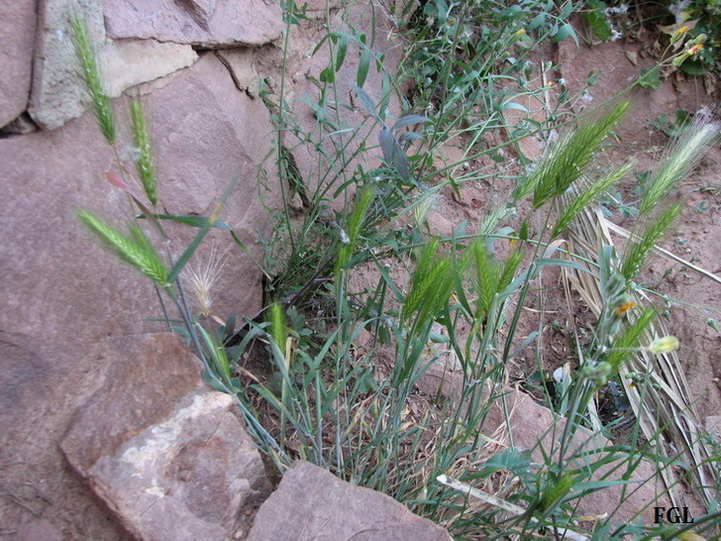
648,336,679,354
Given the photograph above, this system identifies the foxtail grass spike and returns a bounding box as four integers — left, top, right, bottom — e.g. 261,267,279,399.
402,238,456,329
78,210,168,285
604,308,656,374
268,301,288,355
639,115,720,215
335,186,374,275
516,101,628,208
621,203,682,281
71,17,116,145
130,100,158,206
552,162,633,237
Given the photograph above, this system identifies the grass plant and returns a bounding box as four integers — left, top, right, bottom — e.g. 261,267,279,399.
72,3,721,539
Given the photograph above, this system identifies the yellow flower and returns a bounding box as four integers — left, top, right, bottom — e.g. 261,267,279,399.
614,301,637,317
687,43,704,56
515,28,526,37
671,25,691,45
648,336,680,354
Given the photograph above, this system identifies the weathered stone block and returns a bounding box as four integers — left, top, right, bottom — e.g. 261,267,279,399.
103,0,284,47
247,461,452,540
61,333,272,541
0,0,36,128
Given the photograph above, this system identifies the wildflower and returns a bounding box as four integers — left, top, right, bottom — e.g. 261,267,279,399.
515,28,526,37
648,335,679,354
610,29,623,42
687,43,703,56
614,301,637,317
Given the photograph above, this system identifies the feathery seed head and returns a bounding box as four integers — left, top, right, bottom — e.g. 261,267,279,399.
187,242,228,317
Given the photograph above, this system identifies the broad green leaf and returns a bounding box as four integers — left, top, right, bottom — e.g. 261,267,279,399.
320,66,335,83
353,85,380,122
559,0,574,20
528,12,546,31
551,22,577,45
584,0,612,41
335,37,347,71
637,65,662,90
502,101,529,113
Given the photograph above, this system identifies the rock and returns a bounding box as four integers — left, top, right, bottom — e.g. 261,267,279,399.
103,0,284,47
28,0,106,130
28,0,198,131
17,519,64,541
0,0,36,128
146,53,279,235
61,333,272,541
99,40,198,98
0,112,38,135
216,49,260,97
482,387,669,525
1,51,277,539
247,461,452,540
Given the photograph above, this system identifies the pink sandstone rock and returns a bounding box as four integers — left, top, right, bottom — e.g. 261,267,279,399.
29,0,197,131
60,333,272,541
103,0,284,47
247,461,452,540
1,51,278,538
0,0,36,128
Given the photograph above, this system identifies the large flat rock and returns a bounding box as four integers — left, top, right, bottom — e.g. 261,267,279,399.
61,333,271,540
103,0,284,47
0,0,36,128
247,461,452,540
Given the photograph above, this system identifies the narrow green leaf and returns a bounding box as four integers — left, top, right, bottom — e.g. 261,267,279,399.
167,169,242,283
335,37,347,71
357,48,371,88
143,214,233,230
392,115,432,131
